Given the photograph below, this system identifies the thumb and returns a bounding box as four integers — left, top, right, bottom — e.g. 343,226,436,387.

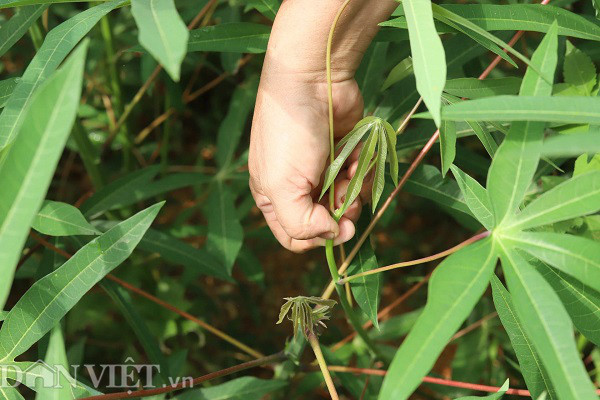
270,190,340,240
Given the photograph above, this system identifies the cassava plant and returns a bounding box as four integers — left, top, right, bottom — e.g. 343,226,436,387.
0,0,599,399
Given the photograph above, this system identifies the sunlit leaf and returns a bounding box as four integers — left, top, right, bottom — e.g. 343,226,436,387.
450,165,494,230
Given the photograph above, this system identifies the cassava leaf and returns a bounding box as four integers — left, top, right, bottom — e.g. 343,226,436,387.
450,165,494,230
131,0,189,81
380,238,497,399
32,200,100,237
455,379,509,399
499,245,597,399
372,125,387,211
188,23,270,53
402,0,446,126
563,41,597,95
0,5,46,57
444,78,522,99
381,57,413,91
0,78,20,109
486,23,558,225
174,376,287,400
440,106,457,177
491,276,555,399
0,202,163,362
0,0,125,151
542,129,600,157
0,42,87,312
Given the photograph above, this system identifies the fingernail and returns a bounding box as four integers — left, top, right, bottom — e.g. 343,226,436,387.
323,231,337,240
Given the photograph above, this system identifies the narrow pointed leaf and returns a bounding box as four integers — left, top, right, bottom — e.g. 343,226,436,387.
0,42,87,311
0,202,163,362
372,126,387,211
542,129,600,157
205,184,243,275
535,262,600,346
131,0,189,81
173,376,287,400
455,379,509,399
0,0,125,150
383,121,398,186
505,171,600,230
0,78,20,109
188,23,270,53
382,57,413,91
486,23,558,225
499,246,597,399
32,200,100,237
444,78,522,99
0,387,24,400
403,0,446,126
491,276,555,399
0,5,46,57
507,231,600,294
450,165,494,230
380,238,497,400
440,116,456,177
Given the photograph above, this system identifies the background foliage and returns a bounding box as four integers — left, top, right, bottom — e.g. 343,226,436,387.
0,0,599,399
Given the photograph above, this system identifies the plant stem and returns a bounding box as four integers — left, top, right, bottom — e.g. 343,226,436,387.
308,332,340,400
338,231,490,284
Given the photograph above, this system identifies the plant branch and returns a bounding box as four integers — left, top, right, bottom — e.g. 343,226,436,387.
308,333,339,400
338,231,490,284
28,232,265,360
81,352,286,400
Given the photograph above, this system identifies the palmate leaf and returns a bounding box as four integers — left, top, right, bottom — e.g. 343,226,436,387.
402,0,446,126
498,246,597,399
450,165,494,230
0,42,87,312
534,262,600,346
506,232,600,294
131,0,189,81
0,202,163,363
486,22,558,225
187,23,270,53
504,171,600,231
0,5,46,57
0,0,125,151
379,238,497,400
491,276,555,399
32,200,100,237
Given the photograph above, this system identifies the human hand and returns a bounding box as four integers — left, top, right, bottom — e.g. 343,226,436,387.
248,0,397,252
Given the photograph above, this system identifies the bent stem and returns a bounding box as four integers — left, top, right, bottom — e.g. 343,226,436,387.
338,231,490,285
308,332,340,400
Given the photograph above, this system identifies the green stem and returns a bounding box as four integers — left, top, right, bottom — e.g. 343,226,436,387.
28,21,43,50
338,231,491,285
308,332,339,400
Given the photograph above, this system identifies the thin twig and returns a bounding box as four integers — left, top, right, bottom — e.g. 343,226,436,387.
451,312,498,342
81,352,286,400
309,333,339,400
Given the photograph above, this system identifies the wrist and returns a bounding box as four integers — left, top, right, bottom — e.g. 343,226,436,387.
264,0,397,82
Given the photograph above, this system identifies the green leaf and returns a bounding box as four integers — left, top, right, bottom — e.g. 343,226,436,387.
486,23,558,225
444,78,522,99
188,23,270,53
0,42,87,312
506,231,600,294
0,0,125,151
372,126,388,211
491,276,555,399
205,183,243,275
347,215,380,329
440,110,457,177
380,238,497,400
81,167,209,217
174,376,287,400
216,78,258,168
450,165,494,230
542,129,600,157
381,57,413,91
499,245,597,399
534,262,600,346
0,78,20,109
243,0,280,20
102,280,171,381
337,128,378,217
32,200,100,237
131,0,189,81
563,41,597,95
402,0,446,126
418,96,600,124
384,121,399,186
0,387,24,400
440,4,600,41
0,202,163,362
505,171,600,230
35,325,81,400
356,42,389,111
455,379,509,399
0,5,46,57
